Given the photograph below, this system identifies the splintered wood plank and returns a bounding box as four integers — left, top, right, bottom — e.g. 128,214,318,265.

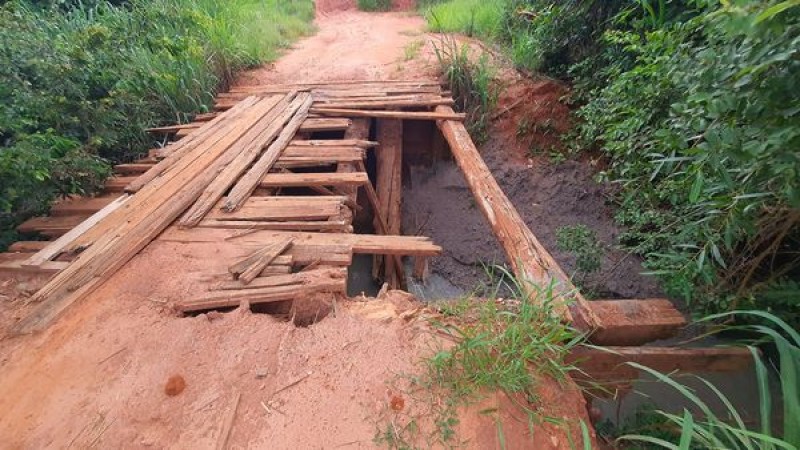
178,93,303,227
126,97,260,193
223,95,314,212
214,268,345,291
310,108,465,121
298,118,352,132
210,196,345,222
24,195,130,268
258,172,369,188
146,123,201,134
239,239,293,284
316,97,454,110
281,147,365,159
586,299,687,346
180,279,346,312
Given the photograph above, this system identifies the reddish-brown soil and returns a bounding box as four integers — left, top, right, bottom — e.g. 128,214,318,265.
0,7,598,450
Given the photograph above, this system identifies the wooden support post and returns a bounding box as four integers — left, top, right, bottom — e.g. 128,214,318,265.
338,118,370,226
413,257,429,282
435,106,597,328
374,119,405,288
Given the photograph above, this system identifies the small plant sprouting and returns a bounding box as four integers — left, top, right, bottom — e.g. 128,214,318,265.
403,39,424,61
556,224,602,284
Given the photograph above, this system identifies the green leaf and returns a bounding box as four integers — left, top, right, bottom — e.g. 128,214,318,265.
756,0,800,23
689,171,704,203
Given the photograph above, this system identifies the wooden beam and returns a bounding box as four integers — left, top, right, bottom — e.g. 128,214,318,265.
374,119,405,287
257,172,369,188
311,108,465,121
180,279,345,312
435,106,595,326
7,241,50,253
298,118,352,132
49,196,117,217
13,96,282,334
585,299,687,346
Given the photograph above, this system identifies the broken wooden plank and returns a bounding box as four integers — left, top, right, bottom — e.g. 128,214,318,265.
239,239,292,284
24,195,130,268
113,163,154,175
178,93,304,227
215,268,345,291
180,279,346,312
374,119,404,287
258,172,369,188
223,95,314,212
13,96,282,334
311,108,465,121
0,253,69,275
298,118,352,132
289,139,378,148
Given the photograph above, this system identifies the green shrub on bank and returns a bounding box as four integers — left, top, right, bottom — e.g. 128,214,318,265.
0,0,313,249
423,0,800,326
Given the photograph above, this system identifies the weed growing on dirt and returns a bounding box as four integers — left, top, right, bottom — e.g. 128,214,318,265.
403,39,424,61
357,0,392,12
433,36,499,144
422,0,505,39
375,269,586,448
556,224,602,285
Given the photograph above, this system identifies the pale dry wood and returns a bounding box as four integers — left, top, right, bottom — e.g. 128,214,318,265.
126,97,259,193
318,98,454,110
178,93,301,227
584,299,687,346
24,195,130,268
215,268,344,291
223,95,314,212
373,119,404,286
50,196,118,217
239,239,292,284
181,279,346,312
112,163,153,175
7,241,50,253
310,108,465,121
198,220,351,232
258,172,369,188
297,118,351,133
161,229,441,256
17,215,88,236
289,139,377,148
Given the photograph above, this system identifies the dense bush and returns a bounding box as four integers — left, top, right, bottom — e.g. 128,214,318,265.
423,0,800,325
0,0,313,248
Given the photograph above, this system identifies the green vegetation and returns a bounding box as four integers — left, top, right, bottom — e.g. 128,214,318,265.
0,0,314,249
433,36,499,144
357,0,392,12
421,0,800,327
374,271,586,448
621,311,800,449
423,0,505,39
556,224,602,285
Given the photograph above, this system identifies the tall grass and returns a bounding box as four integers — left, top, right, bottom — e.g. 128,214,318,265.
423,0,506,39
433,36,499,144
0,0,314,249
622,311,800,449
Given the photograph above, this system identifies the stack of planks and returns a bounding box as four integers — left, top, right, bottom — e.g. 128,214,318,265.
8,81,446,333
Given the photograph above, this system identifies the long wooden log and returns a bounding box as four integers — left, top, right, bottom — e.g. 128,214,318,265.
311,108,465,121
435,106,596,326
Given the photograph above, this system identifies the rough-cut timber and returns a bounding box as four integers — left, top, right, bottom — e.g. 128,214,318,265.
435,106,594,326
311,107,465,121
585,299,687,346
